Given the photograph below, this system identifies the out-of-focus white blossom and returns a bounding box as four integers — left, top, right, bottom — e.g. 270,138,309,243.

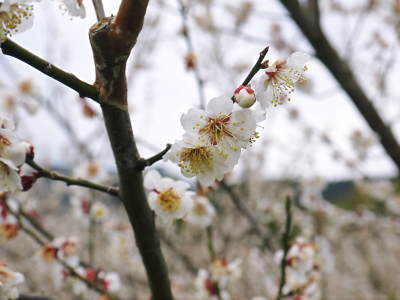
52,236,80,267
0,264,24,300
144,169,192,224
186,195,216,228
98,271,121,292
59,0,85,18
255,52,309,109
275,237,320,299
90,202,109,222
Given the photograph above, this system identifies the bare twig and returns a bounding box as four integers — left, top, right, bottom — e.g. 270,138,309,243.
277,197,293,300
18,294,53,300
241,46,269,86
159,232,197,275
177,0,206,109
135,144,172,171
26,158,119,197
220,181,272,250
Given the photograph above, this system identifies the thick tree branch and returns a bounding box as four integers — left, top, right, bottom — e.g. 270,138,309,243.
89,0,174,299
0,40,99,102
279,0,400,173
26,158,119,197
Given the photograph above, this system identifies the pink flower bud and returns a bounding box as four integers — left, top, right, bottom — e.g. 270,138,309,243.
233,85,256,108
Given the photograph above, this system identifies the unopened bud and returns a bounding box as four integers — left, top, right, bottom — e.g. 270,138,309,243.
233,85,256,108
21,172,39,191
184,53,196,70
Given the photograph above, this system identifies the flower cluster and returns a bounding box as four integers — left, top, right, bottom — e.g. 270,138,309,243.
164,51,309,186
0,117,28,192
194,257,241,300
58,0,85,18
275,237,320,299
164,96,258,186
0,264,24,300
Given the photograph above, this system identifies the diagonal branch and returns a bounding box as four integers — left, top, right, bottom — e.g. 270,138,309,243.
0,39,99,102
26,158,119,197
279,0,400,173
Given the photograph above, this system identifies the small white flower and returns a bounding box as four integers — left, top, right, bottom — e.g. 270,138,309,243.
59,0,85,18
0,158,22,192
0,0,36,42
0,264,24,300
181,96,257,152
164,134,237,187
90,202,109,222
254,52,309,109
0,116,28,192
98,271,121,292
186,195,216,228
233,85,256,108
144,169,192,224
52,237,80,267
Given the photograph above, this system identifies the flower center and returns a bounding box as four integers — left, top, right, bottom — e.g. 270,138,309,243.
156,188,181,212
199,114,233,145
179,147,213,174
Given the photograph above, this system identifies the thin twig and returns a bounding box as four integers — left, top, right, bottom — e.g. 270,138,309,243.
135,144,172,171
277,197,293,300
241,46,269,86
18,294,53,300
219,181,272,250
26,158,119,197
206,226,216,261
159,232,197,274
177,0,206,109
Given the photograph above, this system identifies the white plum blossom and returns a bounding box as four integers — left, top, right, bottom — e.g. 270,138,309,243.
0,264,24,300
0,117,27,192
52,236,80,267
0,0,36,42
164,134,236,187
181,96,257,152
144,169,193,224
186,195,216,228
274,237,320,299
90,202,109,222
98,271,121,292
233,85,256,108
254,52,309,109
59,0,85,18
